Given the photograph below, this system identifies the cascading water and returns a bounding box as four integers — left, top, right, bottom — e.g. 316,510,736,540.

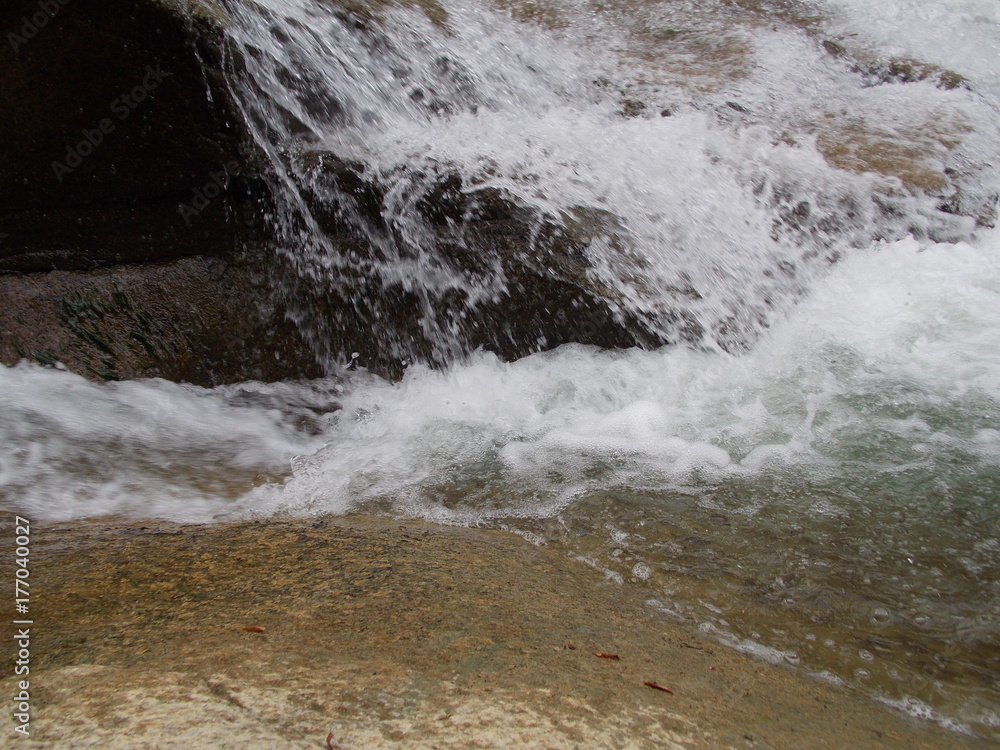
2,0,999,738
210,0,996,364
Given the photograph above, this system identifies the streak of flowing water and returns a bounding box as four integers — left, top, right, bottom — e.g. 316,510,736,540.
2,0,1000,738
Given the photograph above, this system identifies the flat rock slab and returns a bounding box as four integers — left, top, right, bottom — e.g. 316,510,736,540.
0,516,983,748
0,254,321,385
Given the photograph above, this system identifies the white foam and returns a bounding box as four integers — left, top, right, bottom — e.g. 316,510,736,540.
875,695,975,735
821,0,1000,98
0,368,330,521
164,228,984,522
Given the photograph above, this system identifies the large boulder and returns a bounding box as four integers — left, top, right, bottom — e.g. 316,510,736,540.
0,0,683,383
0,0,325,383
0,0,251,262
286,153,686,376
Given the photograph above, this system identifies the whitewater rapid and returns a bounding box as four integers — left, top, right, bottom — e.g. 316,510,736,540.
4,228,997,523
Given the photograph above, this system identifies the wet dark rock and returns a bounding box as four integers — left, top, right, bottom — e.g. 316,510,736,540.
279,155,687,373
620,99,647,118
9,0,977,385
0,0,320,383
0,1,261,218
821,38,968,91
0,252,323,385
0,1,689,383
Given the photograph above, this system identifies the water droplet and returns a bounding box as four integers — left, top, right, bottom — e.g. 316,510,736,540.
632,562,652,580
859,649,874,662
870,607,892,625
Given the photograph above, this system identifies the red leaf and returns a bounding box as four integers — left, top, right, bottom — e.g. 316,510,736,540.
242,626,266,633
644,681,673,694
593,652,620,660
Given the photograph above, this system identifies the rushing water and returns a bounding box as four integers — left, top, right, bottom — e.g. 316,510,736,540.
2,0,999,738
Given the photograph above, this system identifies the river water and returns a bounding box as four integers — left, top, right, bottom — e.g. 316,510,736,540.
2,0,998,738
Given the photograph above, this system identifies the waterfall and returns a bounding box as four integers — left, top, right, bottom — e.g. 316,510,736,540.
205,0,997,367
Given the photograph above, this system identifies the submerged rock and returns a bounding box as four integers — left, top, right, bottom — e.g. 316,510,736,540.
821,39,969,91
286,152,685,373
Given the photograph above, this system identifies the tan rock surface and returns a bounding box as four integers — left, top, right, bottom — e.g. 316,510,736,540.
0,516,984,748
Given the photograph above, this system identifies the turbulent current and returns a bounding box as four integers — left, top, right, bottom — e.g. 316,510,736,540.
2,0,999,738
